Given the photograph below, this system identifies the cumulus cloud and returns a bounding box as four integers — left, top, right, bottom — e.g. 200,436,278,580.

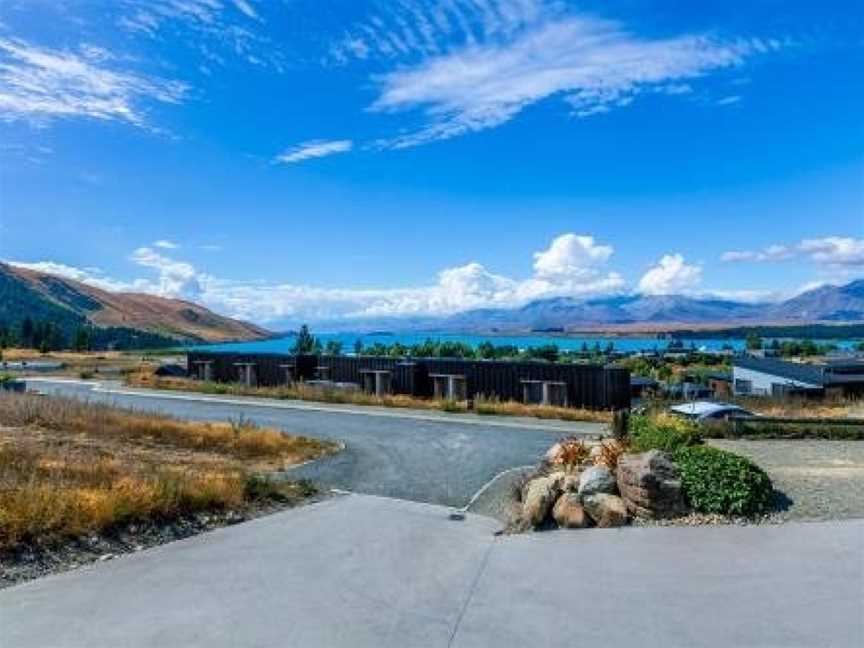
129,247,202,299
7,260,139,293
0,38,188,126
275,140,353,164
638,254,702,295
366,10,779,147
10,232,626,323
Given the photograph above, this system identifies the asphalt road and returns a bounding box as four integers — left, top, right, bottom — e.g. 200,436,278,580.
3,494,861,648
25,379,604,507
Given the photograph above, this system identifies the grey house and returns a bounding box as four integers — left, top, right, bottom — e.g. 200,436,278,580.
732,356,864,398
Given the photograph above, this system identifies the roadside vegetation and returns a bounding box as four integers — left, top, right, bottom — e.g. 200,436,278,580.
126,370,614,423
0,392,336,552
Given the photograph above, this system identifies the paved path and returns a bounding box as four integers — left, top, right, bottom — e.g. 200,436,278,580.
2,494,861,648
25,379,603,507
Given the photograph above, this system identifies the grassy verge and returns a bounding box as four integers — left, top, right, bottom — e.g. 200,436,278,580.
126,371,613,423
0,392,337,552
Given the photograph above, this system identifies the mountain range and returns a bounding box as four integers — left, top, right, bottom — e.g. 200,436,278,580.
431,280,864,333
0,262,271,346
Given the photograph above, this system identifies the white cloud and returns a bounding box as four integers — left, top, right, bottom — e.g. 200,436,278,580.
365,10,778,147
799,237,864,267
7,261,138,293
716,95,741,106
232,0,259,20
10,232,626,322
721,244,792,263
275,140,353,164
638,254,702,295
153,239,180,250
129,247,202,299
533,234,613,278
723,238,864,267
0,38,188,126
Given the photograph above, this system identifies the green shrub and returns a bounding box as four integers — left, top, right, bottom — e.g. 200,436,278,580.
674,445,774,516
628,413,702,453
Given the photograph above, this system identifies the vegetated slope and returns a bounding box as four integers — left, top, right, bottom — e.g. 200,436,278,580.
0,262,271,344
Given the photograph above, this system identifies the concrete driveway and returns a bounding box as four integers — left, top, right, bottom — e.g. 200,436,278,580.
25,379,603,507
2,494,861,648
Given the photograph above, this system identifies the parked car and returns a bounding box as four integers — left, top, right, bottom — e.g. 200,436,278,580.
669,401,755,422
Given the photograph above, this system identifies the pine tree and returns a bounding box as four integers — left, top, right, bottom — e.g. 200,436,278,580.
291,325,318,354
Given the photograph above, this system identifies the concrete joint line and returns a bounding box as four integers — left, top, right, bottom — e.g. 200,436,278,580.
447,536,497,647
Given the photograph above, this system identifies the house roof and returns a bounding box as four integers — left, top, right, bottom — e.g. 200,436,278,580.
669,402,748,418
733,356,864,387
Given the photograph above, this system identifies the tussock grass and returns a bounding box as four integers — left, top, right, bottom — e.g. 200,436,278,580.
128,371,611,423
734,396,858,419
0,392,328,466
0,392,335,551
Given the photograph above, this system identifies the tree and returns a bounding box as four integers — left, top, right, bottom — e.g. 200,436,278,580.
73,326,92,352
324,340,343,356
291,325,318,354
21,317,34,348
353,339,364,356
745,331,763,351
477,341,496,360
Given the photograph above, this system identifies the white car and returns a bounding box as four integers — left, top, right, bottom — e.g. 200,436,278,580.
669,401,755,422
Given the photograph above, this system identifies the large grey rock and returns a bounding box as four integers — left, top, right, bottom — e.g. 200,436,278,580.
552,493,591,529
582,494,629,528
616,450,689,519
578,465,617,498
521,475,563,526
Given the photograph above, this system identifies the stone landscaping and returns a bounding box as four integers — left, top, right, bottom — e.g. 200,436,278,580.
514,414,777,531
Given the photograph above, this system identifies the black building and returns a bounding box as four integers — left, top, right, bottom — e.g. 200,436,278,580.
186,351,631,411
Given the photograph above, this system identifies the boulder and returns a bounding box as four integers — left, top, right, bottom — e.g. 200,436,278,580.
544,442,563,465
589,445,604,462
561,474,580,493
552,493,591,528
578,465,617,498
616,450,689,519
521,475,563,526
582,494,629,528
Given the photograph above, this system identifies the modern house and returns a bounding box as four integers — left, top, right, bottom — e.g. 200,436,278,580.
732,357,864,399
186,351,631,410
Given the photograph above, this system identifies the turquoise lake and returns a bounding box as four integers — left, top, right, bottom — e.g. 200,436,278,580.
195,332,861,355
198,332,749,354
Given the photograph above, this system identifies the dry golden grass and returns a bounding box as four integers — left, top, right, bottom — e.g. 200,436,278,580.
548,438,590,471
736,396,857,419
0,392,336,551
2,348,165,377
473,395,612,423
128,371,611,422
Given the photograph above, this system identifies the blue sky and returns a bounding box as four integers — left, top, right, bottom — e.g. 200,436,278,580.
0,0,862,326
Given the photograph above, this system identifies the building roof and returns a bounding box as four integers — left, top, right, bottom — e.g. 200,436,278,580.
733,356,864,387
669,401,748,418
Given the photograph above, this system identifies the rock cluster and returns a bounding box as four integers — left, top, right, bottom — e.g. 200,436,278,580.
520,443,691,531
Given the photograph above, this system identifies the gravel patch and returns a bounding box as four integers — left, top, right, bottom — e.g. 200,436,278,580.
708,439,864,522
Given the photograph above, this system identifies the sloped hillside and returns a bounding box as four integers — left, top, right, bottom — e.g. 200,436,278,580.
0,262,272,345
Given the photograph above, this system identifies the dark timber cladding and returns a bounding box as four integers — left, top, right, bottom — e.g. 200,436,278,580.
186,351,631,410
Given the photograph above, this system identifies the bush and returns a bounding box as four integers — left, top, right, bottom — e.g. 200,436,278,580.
674,446,774,516
628,413,702,453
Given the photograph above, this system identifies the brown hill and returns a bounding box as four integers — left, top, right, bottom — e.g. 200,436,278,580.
0,262,271,344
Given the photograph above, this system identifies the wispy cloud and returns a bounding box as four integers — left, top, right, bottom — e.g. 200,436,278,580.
275,139,353,164
340,3,782,147
723,237,864,267
117,0,277,70
0,38,187,126
153,239,180,250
